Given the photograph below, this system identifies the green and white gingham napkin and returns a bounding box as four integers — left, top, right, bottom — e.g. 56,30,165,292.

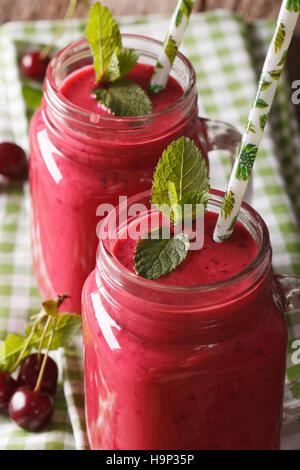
0,10,299,450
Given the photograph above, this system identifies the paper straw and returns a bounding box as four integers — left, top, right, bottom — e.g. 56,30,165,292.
213,0,300,243
149,0,195,93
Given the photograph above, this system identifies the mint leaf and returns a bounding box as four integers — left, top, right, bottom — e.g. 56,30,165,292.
86,2,122,82
134,136,209,280
134,230,189,280
26,313,81,351
151,137,209,222
178,189,209,220
179,188,210,207
168,181,209,223
22,85,43,109
0,334,28,373
93,78,152,116
105,47,139,82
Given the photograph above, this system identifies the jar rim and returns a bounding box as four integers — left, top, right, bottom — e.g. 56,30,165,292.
98,189,271,296
45,34,197,126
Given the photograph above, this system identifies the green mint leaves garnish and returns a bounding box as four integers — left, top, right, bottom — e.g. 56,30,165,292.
134,137,210,280
86,2,153,117
104,47,139,82
151,137,210,223
93,78,152,117
86,2,121,83
134,230,189,280
86,2,138,83
168,185,210,224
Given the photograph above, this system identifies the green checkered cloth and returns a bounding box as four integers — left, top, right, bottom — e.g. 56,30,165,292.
0,10,299,450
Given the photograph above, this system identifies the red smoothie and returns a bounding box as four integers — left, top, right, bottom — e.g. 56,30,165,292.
112,211,257,286
29,37,209,313
60,63,184,115
81,193,287,450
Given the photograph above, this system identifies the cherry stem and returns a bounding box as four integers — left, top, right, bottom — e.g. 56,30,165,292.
33,294,69,391
34,318,57,393
10,294,70,376
37,316,51,363
57,294,70,309
37,294,69,362
11,320,39,372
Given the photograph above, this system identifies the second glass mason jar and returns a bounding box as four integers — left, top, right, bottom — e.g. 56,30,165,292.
81,190,297,450
29,35,241,313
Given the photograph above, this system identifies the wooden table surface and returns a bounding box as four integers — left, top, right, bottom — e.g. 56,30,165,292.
0,0,299,125
0,0,300,25
0,0,296,23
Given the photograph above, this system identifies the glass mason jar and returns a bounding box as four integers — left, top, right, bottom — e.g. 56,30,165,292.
81,190,300,450
29,35,241,313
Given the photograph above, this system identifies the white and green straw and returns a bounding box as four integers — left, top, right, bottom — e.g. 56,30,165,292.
213,0,300,243
149,0,195,93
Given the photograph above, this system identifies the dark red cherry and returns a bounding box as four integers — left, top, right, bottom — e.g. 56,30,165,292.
0,142,28,181
8,386,54,431
21,51,50,82
17,353,58,396
0,371,17,412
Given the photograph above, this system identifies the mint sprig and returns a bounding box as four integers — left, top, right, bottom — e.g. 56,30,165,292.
134,230,189,280
86,2,153,117
168,183,210,223
93,79,152,117
105,47,139,82
86,2,121,83
152,137,210,222
134,137,210,280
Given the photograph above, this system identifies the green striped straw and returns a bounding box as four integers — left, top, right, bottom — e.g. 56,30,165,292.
149,0,195,93
213,0,300,243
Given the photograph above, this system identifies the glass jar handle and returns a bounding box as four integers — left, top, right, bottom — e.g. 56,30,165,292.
200,117,241,156
199,117,253,204
275,274,300,422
